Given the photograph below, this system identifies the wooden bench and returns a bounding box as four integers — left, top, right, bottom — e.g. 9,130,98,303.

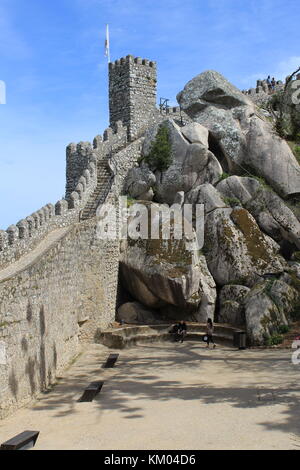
78,381,104,402
0,431,40,450
103,353,119,368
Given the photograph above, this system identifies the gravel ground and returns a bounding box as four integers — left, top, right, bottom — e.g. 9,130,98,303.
0,341,299,450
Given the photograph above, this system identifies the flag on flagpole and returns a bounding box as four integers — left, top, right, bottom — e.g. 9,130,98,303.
105,24,110,63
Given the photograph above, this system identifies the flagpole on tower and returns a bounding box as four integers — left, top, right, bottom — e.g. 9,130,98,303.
105,24,110,63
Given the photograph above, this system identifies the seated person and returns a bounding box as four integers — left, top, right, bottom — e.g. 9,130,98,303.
169,323,180,341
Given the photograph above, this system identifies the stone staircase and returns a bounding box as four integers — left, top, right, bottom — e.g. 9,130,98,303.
80,159,112,220
97,323,245,349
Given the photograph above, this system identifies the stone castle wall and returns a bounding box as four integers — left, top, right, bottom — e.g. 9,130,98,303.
0,54,191,420
109,55,158,141
0,154,97,270
0,218,119,419
110,137,145,197
108,55,190,141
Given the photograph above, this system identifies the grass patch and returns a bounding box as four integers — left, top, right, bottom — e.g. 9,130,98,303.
222,196,242,208
287,140,300,164
293,251,300,262
265,333,284,346
278,324,290,335
217,172,230,183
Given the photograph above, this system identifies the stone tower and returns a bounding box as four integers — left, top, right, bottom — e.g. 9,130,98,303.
109,55,158,141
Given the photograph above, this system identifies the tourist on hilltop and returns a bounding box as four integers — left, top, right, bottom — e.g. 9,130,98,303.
271,77,276,91
206,318,216,349
266,75,272,92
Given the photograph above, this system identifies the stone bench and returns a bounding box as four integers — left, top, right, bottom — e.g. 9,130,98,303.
0,431,40,450
97,323,243,349
103,353,119,368
78,381,104,402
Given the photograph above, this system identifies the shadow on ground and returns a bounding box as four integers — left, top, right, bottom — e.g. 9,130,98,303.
30,342,300,439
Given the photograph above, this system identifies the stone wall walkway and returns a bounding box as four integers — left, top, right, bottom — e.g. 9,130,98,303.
0,227,70,282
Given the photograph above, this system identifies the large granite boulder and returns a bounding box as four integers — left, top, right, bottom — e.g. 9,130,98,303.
182,146,222,193
204,207,286,286
219,285,250,326
124,164,156,199
154,162,185,205
245,277,300,345
119,208,217,321
217,176,300,248
143,119,189,164
141,119,222,204
279,78,300,138
288,261,300,279
216,175,260,204
177,71,300,197
246,116,300,197
176,70,252,112
186,183,227,214
117,302,162,324
181,122,209,146
219,284,250,326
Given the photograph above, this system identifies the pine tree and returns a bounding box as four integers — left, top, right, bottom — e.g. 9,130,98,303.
146,126,172,171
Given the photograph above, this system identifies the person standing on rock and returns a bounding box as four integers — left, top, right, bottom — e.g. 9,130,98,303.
206,318,216,349
271,77,276,92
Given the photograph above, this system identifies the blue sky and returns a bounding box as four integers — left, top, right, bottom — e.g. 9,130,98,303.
0,0,299,229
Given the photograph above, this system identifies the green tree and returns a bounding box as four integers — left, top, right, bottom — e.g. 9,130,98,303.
146,126,172,171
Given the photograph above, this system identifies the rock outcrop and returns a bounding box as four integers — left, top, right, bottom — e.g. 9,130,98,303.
217,176,300,249
177,70,300,197
245,277,299,345
204,207,286,287
120,69,300,345
126,118,222,204
279,78,300,138
117,301,162,324
119,206,217,322
219,285,250,326
124,165,156,199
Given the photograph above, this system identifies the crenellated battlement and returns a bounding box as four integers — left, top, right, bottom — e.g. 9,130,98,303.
109,55,156,70
66,141,96,199
92,119,128,155
0,154,97,270
242,79,284,105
